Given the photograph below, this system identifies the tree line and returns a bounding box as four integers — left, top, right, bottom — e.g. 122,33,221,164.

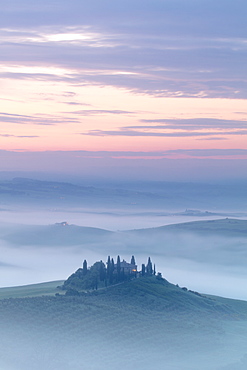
63,255,157,293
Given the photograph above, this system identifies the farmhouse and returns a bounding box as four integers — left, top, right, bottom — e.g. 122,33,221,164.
115,259,137,274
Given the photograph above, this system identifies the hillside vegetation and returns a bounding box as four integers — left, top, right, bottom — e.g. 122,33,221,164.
0,276,247,369
0,280,64,299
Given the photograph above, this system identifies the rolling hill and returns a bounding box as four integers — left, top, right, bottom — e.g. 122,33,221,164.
0,276,247,370
2,218,247,247
1,177,247,211
126,217,247,236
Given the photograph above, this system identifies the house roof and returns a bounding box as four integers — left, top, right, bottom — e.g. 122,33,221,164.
115,260,137,269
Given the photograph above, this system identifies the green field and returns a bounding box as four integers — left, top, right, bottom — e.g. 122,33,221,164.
0,280,65,299
0,276,247,370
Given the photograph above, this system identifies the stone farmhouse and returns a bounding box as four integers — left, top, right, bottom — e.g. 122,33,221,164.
115,259,137,274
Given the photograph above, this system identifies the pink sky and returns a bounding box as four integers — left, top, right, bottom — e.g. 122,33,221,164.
0,0,246,178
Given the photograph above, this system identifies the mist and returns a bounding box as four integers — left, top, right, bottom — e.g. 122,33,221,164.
0,207,247,300
0,176,247,301
1,176,247,369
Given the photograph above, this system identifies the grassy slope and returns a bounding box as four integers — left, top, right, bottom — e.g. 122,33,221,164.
0,276,247,369
163,218,247,234
0,280,65,299
129,218,247,236
1,275,246,315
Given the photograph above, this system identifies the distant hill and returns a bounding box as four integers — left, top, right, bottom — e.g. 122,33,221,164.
1,223,113,247
2,218,247,247
128,218,247,236
0,177,167,209
0,276,247,370
1,177,247,211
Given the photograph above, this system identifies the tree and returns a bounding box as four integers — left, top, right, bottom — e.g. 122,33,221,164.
109,257,115,283
111,258,115,273
117,255,121,282
99,260,106,281
88,262,102,290
141,264,145,276
153,263,156,275
107,256,111,279
131,255,136,265
83,259,88,276
146,257,153,275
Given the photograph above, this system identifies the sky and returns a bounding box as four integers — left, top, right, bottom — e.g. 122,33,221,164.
0,0,247,181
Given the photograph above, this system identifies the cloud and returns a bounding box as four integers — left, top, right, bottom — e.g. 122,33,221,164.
167,148,247,157
74,148,247,158
0,112,79,126
68,109,135,116
82,128,247,138
11,148,238,174
0,113,53,126
80,118,247,139
196,137,228,141
64,102,91,106
0,0,246,98
0,149,247,182
139,118,247,130
1,0,246,39
0,134,39,138
2,148,247,160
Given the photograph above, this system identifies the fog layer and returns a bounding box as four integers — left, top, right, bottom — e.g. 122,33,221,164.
0,178,247,300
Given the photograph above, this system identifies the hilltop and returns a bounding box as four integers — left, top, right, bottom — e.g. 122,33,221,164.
0,275,247,369
1,273,246,317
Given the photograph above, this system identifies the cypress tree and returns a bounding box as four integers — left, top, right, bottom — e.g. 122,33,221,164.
131,255,136,265
107,256,111,279
110,257,115,284
146,257,153,275
111,258,115,273
153,263,156,275
141,263,145,276
99,260,106,281
117,255,121,282
83,259,88,276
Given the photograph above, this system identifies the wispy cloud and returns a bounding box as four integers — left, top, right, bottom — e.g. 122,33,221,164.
82,129,247,138
1,148,247,159
68,109,134,116
0,112,78,126
196,137,228,141
139,118,247,130
80,117,247,138
81,118,247,138
76,148,247,158
0,0,246,98
64,102,92,106
168,148,247,157
0,133,39,138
